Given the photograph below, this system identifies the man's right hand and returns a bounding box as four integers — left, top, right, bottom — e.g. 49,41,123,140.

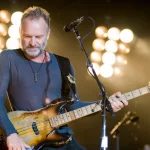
7,133,31,150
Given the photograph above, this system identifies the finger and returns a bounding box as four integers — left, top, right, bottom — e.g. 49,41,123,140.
111,104,121,112
114,92,121,98
18,140,26,150
121,99,128,106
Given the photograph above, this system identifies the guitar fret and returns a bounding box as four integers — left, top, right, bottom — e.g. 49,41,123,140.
76,108,84,117
62,113,68,123
91,103,100,112
50,117,56,127
53,117,59,126
139,87,149,95
59,114,65,124
81,107,88,116
65,112,72,122
69,111,76,120
124,92,134,100
56,116,62,125
118,94,127,101
132,89,141,98
146,86,150,93
96,104,102,111
85,105,93,114
73,110,80,118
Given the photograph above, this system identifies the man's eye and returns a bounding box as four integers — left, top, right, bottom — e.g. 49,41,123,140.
36,36,42,38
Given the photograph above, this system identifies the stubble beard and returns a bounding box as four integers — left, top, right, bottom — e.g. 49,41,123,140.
22,41,47,58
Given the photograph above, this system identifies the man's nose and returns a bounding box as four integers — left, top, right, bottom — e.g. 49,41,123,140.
29,37,36,46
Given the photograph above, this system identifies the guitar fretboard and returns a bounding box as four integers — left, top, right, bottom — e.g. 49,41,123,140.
49,86,150,128
119,86,150,101
49,103,102,128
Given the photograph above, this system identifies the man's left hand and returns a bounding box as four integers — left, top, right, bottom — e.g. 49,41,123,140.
109,92,128,112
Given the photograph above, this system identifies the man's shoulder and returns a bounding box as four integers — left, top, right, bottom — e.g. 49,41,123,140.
1,49,20,55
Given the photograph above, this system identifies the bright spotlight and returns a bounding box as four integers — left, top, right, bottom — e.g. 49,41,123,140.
0,23,8,36
114,67,121,75
8,25,20,38
120,29,134,43
108,27,120,41
92,39,105,51
95,26,108,38
100,64,113,78
90,51,101,62
6,38,20,49
11,11,23,26
0,10,11,23
105,40,118,53
102,52,116,65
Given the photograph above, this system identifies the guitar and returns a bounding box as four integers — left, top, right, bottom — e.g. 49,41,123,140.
0,85,150,148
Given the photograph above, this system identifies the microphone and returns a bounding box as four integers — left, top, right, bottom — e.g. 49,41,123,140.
63,16,84,32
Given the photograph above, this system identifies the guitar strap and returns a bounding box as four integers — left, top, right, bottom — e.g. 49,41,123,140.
54,54,78,102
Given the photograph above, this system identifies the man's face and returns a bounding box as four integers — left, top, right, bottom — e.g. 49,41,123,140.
20,17,50,57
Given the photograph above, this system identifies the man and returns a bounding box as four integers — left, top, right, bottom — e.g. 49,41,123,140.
0,6,128,150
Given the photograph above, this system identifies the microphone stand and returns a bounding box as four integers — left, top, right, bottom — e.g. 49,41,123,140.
72,26,114,150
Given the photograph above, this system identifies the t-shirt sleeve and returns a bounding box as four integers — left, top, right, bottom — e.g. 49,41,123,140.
0,51,17,136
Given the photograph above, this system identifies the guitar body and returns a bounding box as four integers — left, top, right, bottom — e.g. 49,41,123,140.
0,101,69,148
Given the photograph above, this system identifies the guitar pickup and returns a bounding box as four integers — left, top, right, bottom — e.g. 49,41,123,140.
32,122,39,135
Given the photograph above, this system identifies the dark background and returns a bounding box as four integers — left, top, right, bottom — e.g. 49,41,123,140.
1,0,150,150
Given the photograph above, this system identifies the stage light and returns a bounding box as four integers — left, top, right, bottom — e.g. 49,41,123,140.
91,25,133,78
126,48,130,53
100,64,113,78
108,27,120,41
8,25,20,38
114,67,121,75
95,26,108,38
92,39,105,51
0,10,11,23
102,52,116,65
11,11,23,26
120,29,134,43
123,60,127,65
90,51,101,62
105,40,118,53
6,38,20,49
0,23,8,36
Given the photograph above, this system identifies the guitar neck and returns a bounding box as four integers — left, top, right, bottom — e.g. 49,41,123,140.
50,102,102,128
118,86,150,101
50,86,150,128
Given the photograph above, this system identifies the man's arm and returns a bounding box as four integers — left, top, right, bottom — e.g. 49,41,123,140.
0,51,30,150
0,51,17,136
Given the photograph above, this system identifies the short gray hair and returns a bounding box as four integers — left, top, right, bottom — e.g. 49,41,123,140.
21,6,51,30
